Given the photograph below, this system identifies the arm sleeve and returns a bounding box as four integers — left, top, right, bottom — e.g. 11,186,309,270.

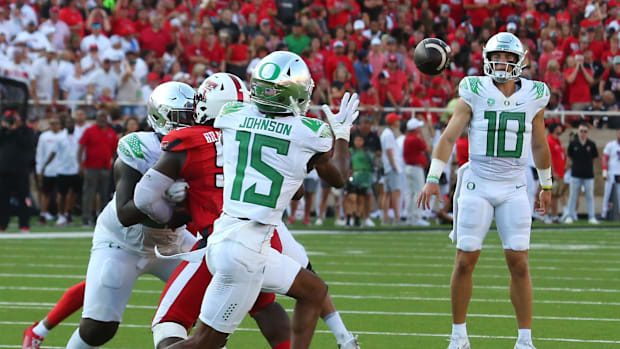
133,168,175,224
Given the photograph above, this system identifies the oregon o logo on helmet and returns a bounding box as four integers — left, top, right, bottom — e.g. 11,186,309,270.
258,63,281,81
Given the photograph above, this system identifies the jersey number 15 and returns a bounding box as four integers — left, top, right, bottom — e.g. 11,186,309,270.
231,130,290,208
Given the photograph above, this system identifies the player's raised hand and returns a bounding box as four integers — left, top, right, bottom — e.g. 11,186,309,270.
536,189,552,215
322,92,360,142
417,182,442,210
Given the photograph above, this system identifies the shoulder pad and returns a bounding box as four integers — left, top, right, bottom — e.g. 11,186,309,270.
459,76,484,97
529,80,550,100
220,101,247,116
162,126,219,152
300,117,327,134
117,133,146,160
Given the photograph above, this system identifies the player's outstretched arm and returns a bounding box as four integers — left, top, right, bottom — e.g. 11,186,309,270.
319,92,360,187
418,98,472,210
531,109,552,215
114,157,149,226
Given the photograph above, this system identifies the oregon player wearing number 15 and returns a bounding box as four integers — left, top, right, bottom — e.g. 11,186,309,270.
418,33,552,349
166,51,359,349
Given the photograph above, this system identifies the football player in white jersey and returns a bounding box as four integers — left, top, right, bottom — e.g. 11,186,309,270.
65,82,198,349
164,51,358,349
602,130,620,219
418,33,552,349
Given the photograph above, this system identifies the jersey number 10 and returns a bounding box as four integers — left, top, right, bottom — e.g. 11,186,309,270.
231,130,291,208
484,111,525,158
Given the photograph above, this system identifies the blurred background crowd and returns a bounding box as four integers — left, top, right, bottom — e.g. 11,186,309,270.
1,0,620,231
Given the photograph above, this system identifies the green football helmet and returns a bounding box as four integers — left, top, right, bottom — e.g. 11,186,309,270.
250,51,314,117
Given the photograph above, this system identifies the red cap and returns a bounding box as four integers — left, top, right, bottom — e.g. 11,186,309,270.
50,6,60,12
147,72,159,81
388,54,398,62
161,74,172,83
89,44,98,50
385,112,402,124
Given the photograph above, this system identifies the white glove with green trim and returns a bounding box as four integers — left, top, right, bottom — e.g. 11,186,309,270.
321,92,360,142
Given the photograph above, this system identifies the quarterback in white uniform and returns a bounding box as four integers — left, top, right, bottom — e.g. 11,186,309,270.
418,33,552,349
167,51,358,349
602,130,620,219
65,82,198,349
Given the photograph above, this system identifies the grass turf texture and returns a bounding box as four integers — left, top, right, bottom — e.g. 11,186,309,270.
1,228,619,348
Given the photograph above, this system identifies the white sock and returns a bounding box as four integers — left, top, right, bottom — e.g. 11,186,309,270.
323,312,350,344
32,320,50,338
452,323,467,337
518,329,532,342
66,328,98,349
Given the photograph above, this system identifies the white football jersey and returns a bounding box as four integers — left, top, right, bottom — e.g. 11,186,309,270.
459,76,550,180
604,140,620,176
95,131,186,255
214,102,332,225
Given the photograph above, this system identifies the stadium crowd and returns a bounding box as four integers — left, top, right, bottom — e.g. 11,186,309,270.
1,0,620,231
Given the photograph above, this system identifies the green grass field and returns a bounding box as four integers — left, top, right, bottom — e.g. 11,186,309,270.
1,227,620,348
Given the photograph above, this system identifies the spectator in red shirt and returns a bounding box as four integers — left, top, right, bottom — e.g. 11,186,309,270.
326,0,356,30
565,54,595,110
463,0,497,29
58,0,85,36
547,122,567,221
403,117,429,226
204,32,226,70
360,82,381,121
455,131,469,167
325,41,356,85
240,0,276,26
368,37,386,79
602,36,619,69
77,111,117,226
544,59,565,94
184,29,209,75
139,14,172,56
111,6,136,37
562,24,582,56
382,55,407,111
226,31,249,79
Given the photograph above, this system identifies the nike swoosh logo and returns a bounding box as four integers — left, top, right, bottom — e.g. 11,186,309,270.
516,184,526,189
516,102,525,106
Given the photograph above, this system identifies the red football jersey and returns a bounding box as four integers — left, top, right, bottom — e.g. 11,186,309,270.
162,126,223,231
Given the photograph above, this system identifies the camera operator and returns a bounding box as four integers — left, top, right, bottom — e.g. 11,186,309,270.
0,111,35,232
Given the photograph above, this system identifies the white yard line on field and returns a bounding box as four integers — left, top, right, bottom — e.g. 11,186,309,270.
1,321,619,344
3,268,620,284
2,302,620,322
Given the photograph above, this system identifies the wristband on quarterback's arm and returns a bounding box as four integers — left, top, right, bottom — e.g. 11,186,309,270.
426,158,446,184
537,167,553,190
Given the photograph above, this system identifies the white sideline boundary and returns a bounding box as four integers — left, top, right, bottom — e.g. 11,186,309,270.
1,321,619,344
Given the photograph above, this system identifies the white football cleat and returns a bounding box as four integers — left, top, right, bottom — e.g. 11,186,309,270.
338,333,360,349
55,215,67,226
315,218,324,225
563,216,574,224
588,217,600,224
514,340,536,349
334,218,346,226
447,335,470,349
363,217,375,227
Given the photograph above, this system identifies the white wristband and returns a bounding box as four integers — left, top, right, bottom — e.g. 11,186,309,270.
537,167,553,190
426,159,446,183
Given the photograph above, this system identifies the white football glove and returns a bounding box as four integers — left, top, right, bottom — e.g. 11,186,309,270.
163,181,189,203
322,92,360,142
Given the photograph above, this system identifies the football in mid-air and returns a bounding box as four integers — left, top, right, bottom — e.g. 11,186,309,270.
414,38,451,76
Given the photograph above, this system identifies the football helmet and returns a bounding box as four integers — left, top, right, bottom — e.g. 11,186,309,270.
482,32,527,83
250,51,314,117
194,73,249,124
146,81,195,135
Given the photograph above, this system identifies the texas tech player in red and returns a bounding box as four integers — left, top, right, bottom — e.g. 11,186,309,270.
134,73,291,349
